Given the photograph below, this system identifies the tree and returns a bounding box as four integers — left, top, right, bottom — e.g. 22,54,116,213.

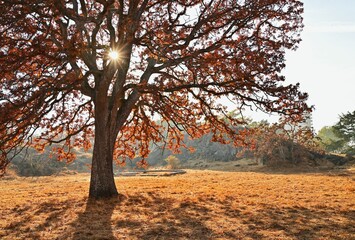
333,111,354,154
334,111,355,144
0,0,309,198
316,111,355,155
317,126,345,153
246,120,318,166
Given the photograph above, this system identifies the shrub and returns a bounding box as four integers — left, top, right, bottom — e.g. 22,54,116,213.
165,155,181,169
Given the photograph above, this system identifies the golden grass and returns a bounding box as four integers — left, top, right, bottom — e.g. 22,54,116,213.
0,170,354,239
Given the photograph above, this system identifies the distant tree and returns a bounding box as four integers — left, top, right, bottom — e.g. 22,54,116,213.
0,0,308,198
317,126,345,153
334,111,355,142
334,111,355,154
247,120,319,166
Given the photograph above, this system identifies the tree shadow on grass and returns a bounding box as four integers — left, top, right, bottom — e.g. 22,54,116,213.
4,191,354,239
136,193,214,240
63,192,355,239
3,200,73,239
220,200,355,240
63,195,126,240
64,192,216,239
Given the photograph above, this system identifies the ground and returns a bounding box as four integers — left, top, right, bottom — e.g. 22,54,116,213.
0,169,354,239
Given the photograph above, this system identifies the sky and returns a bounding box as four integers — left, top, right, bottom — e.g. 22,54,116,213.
242,0,355,132
274,0,355,131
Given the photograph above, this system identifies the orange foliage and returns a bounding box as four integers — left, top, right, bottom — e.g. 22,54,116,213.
0,0,309,196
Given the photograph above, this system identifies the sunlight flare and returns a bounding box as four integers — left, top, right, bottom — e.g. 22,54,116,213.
108,50,119,60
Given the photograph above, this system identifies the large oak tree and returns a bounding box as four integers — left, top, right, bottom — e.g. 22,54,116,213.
0,0,309,198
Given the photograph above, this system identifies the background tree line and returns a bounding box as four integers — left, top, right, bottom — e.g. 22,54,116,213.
7,110,354,177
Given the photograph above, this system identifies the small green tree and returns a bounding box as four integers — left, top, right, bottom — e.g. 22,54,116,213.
317,126,345,153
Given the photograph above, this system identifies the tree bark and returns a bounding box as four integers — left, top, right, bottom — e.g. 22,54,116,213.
89,105,119,199
89,129,118,198
87,58,152,199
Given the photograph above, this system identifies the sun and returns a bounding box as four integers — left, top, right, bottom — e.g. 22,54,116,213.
108,50,119,60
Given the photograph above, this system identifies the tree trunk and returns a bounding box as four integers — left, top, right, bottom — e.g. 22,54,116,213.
87,58,150,199
89,116,119,199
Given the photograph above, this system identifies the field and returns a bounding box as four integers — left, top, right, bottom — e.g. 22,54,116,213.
1,170,354,240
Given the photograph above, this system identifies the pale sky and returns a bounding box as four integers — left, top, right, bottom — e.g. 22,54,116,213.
245,0,355,132
285,0,355,132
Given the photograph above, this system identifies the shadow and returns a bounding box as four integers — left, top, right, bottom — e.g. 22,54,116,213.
137,194,214,240
255,207,354,239
60,193,214,239
114,192,354,239
64,195,126,240
219,198,355,240
3,191,354,239
3,200,73,239
66,192,354,239
4,195,126,240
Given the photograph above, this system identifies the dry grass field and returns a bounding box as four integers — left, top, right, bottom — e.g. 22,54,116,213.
1,169,354,240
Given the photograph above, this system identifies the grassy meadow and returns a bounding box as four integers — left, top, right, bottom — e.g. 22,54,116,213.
0,170,354,239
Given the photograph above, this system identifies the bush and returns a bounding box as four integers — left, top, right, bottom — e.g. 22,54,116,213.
165,155,181,169
247,122,322,166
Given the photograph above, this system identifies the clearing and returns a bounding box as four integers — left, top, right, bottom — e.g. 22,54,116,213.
0,170,354,239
